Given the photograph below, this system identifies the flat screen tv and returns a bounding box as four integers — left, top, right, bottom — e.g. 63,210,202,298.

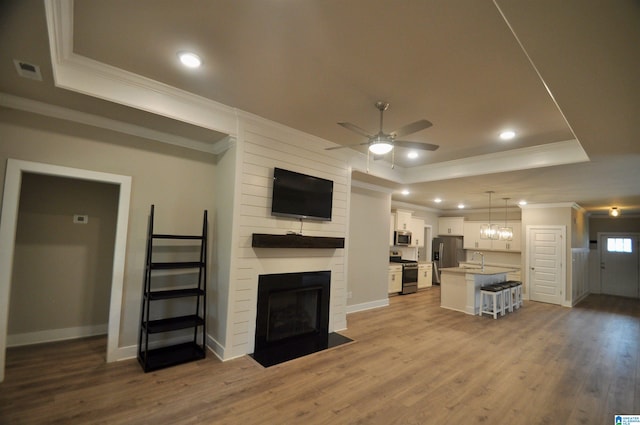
271,167,333,221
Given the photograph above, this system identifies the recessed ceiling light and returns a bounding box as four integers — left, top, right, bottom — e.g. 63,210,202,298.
518,200,527,206
407,151,419,159
458,203,465,209
434,198,442,203
401,189,410,195
178,51,202,68
500,130,516,140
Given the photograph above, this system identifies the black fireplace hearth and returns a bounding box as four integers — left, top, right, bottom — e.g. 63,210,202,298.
251,271,352,367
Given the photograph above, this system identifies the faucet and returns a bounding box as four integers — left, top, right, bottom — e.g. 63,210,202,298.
472,251,485,270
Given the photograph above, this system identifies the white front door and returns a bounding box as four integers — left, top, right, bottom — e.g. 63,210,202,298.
599,233,640,298
527,226,565,305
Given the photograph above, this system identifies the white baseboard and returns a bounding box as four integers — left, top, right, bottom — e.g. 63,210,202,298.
114,333,232,363
346,298,389,314
7,324,108,347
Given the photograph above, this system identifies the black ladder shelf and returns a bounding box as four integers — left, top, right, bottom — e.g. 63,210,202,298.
138,205,208,372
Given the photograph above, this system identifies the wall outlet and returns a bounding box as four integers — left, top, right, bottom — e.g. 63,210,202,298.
347,291,352,299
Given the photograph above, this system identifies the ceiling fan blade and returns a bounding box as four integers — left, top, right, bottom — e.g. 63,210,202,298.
393,140,440,151
325,142,370,151
390,119,433,138
337,122,373,138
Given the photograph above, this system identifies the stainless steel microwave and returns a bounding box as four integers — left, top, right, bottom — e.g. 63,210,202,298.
394,230,412,246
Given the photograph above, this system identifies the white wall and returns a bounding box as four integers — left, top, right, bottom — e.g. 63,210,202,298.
215,113,350,360
0,108,217,352
347,185,391,312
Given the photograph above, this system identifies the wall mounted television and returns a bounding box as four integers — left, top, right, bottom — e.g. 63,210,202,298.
271,167,333,221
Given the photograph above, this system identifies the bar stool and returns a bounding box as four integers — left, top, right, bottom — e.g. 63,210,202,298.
480,284,503,319
498,282,512,314
512,281,523,309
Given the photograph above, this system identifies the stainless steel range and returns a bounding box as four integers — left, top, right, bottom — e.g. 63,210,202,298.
390,256,418,294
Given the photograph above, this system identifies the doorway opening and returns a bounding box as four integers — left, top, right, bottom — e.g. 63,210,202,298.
0,159,131,382
598,233,640,298
7,173,119,348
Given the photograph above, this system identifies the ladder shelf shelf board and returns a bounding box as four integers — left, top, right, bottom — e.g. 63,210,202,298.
138,205,208,373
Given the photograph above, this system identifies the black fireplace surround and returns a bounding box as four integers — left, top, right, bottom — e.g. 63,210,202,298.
251,270,351,367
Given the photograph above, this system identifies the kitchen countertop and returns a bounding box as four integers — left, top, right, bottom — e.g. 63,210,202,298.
440,266,516,275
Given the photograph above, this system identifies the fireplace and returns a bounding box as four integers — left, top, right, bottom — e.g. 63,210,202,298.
252,270,351,367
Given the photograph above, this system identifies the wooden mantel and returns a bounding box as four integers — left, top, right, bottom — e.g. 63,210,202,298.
251,233,345,249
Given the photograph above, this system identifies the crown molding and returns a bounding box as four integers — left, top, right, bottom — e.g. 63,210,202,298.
0,93,233,154
43,0,591,186
44,0,237,136
520,202,580,209
350,178,395,195
401,139,589,184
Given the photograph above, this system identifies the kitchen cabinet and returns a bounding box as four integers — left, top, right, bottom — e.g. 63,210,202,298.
394,209,413,231
463,221,521,252
490,223,521,252
440,267,509,315
418,263,432,289
388,264,402,294
409,217,425,247
438,217,464,236
463,221,492,250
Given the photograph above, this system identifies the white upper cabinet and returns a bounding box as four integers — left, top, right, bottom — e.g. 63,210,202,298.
438,217,464,236
462,221,521,252
409,217,425,247
491,223,521,252
463,221,492,250
395,209,413,231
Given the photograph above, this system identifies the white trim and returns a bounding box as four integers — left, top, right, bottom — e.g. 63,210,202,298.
391,200,441,214
402,139,589,184
7,324,107,347
521,202,580,209
206,333,229,361
44,0,238,137
525,225,567,306
0,159,131,382
0,93,227,154
346,299,390,314
43,0,591,189
350,178,395,194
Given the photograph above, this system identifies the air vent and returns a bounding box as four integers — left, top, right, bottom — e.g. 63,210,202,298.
13,59,43,81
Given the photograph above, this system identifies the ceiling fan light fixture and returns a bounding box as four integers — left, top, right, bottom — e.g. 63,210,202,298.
369,141,393,155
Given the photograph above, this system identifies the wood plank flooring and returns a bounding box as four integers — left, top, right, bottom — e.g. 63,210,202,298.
2,287,639,424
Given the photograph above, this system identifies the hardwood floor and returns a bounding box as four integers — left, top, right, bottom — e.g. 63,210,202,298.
2,288,639,424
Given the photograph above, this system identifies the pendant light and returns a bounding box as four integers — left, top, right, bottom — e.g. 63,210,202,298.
480,191,499,240
499,198,513,241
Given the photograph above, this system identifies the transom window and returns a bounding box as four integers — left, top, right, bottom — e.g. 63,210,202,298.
607,237,633,253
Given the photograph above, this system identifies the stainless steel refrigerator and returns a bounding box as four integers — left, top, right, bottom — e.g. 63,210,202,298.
432,236,464,284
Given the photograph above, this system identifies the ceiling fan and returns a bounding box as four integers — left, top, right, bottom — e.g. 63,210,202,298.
327,101,439,155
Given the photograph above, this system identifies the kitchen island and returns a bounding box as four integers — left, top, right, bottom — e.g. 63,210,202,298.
440,266,515,315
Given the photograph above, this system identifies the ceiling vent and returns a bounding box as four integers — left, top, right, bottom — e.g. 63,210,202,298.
13,59,43,81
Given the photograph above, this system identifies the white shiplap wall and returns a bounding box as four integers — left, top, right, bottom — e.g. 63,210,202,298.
224,114,349,359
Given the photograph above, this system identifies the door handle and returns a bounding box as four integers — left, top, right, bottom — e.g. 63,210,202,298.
530,267,535,271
